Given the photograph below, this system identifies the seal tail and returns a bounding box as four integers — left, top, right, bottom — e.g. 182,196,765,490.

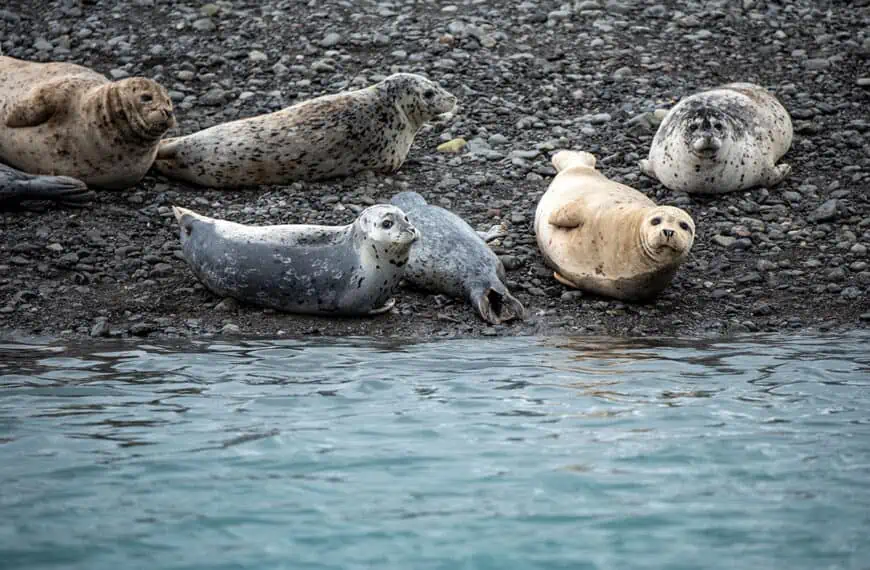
469,283,526,325
551,150,597,172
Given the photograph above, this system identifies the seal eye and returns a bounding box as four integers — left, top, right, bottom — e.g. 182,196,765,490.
679,221,692,232
423,89,435,99
381,219,393,230
650,217,662,226
140,94,153,103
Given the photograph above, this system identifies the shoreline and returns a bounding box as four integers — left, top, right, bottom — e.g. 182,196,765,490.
1,0,868,341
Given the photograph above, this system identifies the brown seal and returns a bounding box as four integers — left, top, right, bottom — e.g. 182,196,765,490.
535,150,696,301
0,55,175,189
152,73,456,188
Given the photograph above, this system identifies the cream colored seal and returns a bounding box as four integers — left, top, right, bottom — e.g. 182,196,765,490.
153,73,457,188
535,150,696,301
640,82,792,194
0,55,175,189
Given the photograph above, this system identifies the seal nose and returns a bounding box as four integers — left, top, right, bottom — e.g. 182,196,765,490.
662,229,675,239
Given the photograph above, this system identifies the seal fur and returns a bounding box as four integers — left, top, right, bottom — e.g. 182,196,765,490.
536,150,695,301
173,204,419,316
390,191,525,325
154,73,456,188
0,55,175,189
640,82,792,194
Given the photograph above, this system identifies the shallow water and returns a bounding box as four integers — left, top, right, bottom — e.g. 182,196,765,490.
1,333,869,570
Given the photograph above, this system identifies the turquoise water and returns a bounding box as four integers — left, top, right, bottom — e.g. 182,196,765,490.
1,333,869,570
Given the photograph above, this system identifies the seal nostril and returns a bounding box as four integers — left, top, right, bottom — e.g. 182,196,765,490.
663,229,675,238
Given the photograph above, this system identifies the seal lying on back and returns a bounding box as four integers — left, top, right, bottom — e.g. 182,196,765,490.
173,204,419,316
640,82,792,194
0,162,93,204
0,55,175,189
390,191,525,325
536,150,695,301
153,73,457,188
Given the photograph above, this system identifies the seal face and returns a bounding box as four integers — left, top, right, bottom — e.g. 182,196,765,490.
640,82,792,194
390,191,525,325
536,150,695,301
173,204,419,316
0,56,175,189
153,73,457,188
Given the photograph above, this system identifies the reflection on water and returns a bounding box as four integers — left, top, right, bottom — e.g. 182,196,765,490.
1,332,869,570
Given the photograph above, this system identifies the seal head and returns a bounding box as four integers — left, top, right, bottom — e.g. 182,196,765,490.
110,77,175,141
639,206,695,264
377,73,457,126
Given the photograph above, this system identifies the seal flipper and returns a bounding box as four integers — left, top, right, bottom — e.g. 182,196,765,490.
0,164,92,204
548,199,586,229
551,150,596,172
553,271,579,289
367,298,396,316
5,86,59,128
639,158,657,180
469,283,526,325
762,163,791,187
156,138,180,160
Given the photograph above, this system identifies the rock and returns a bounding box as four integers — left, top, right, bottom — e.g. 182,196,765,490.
712,235,737,247
221,323,241,335
810,200,838,222
437,138,467,153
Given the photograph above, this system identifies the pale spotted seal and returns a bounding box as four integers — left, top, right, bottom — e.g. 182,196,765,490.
0,162,93,204
153,73,457,188
390,191,526,325
536,150,695,301
0,55,175,189
173,204,419,316
640,82,792,194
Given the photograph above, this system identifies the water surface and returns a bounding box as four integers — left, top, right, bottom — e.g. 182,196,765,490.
1,333,869,570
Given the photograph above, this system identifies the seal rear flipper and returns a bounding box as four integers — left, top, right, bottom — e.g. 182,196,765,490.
156,138,180,160
551,150,596,172
0,171,93,204
469,284,526,325
548,199,586,229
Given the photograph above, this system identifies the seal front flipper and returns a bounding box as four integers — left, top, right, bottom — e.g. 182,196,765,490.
156,138,180,160
477,223,508,243
547,199,586,229
553,272,580,289
4,85,60,128
639,159,657,180
762,163,791,187
367,298,396,316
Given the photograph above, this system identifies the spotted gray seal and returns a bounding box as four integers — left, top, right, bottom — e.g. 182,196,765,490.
0,162,93,204
153,73,457,188
640,82,792,194
536,150,695,301
390,191,525,325
173,204,419,316
0,55,175,189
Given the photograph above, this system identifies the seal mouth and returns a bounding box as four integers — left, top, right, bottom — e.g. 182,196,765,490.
691,135,721,158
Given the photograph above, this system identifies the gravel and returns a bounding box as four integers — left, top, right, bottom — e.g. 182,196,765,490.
1,0,868,340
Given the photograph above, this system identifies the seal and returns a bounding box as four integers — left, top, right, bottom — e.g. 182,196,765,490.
390,191,526,325
640,82,792,194
0,162,93,204
153,73,457,188
535,150,696,301
0,55,175,189
173,204,419,316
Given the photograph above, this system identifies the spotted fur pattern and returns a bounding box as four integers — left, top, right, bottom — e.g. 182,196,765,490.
640,82,792,194
173,204,418,316
390,191,525,324
0,56,175,189
154,73,456,188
